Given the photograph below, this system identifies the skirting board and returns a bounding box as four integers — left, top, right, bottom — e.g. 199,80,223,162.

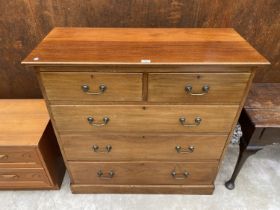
71,184,214,194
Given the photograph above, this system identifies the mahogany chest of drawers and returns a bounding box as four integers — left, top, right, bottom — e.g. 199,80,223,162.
23,28,269,194
0,100,65,189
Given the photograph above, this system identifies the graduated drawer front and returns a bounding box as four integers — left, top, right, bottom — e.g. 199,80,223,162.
0,147,41,167
148,73,250,103
0,168,49,184
40,72,143,101
51,105,238,133
69,161,218,185
61,134,227,161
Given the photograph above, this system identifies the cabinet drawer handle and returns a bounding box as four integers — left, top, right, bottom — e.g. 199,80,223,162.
185,84,209,96
92,144,112,153
0,154,8,160
171,170,189,179
179,117,201,127
175,145,195,153
0,174,19,179
97,170,115,179
81,84,106,95
87,116,109,127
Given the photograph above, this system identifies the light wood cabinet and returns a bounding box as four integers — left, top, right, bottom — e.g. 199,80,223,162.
0,100,65,189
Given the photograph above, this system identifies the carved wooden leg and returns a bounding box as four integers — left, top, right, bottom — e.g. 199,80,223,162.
225,136,261,190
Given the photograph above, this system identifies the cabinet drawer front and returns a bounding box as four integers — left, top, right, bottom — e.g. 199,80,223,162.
40,72,143,102
69,161,217,185
62,134,227,161
148,73,250,104
52,105,238,133
0,147,41,166
0,168,49,183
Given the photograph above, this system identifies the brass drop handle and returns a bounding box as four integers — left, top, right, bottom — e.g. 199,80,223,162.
179,117,202,127
0,174,19,179
0,154,8,160
175,145,195,153
97,170,115,179
87,116,109,127
171,170,189,180
81,84,106,95
92,144,112,153
185,84,209,96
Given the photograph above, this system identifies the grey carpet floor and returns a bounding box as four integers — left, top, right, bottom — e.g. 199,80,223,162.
0,144,279,210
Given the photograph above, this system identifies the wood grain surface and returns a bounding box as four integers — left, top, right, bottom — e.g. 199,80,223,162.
245,83,280,109
40,72,143,101
51,105,238,134
0,147,41,167
61,134,227,161
0,168,49,184
22,28,269,65
71,184,214,194
69,161,218,185
1,0,279,97
244,83,280,127
37,122,66,189
0,100,49,145
0,168,52,189
148,73,250,104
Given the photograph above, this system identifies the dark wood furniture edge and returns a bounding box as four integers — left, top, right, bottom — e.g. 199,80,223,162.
37,122,66,189
225,106,269,190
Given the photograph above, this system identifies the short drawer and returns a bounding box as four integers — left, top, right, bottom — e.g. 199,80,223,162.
61,134,227,161
51,105,238,134
69,161,217,185
0,168,49,184
0,147,41,167
40,72,143,102
148,73,250,104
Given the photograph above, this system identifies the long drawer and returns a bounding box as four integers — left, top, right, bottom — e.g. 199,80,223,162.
0,147,41,167
61,134,227,161
0,168,49,184
40,72,143,102
69,161,218,185
51,105,238,133
148,73,250,104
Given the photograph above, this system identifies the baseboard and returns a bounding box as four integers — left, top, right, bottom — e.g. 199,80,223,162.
71,184,214,194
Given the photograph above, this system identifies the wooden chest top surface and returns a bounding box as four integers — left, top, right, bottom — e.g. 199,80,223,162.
22,28,269,66
0,99,49,146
